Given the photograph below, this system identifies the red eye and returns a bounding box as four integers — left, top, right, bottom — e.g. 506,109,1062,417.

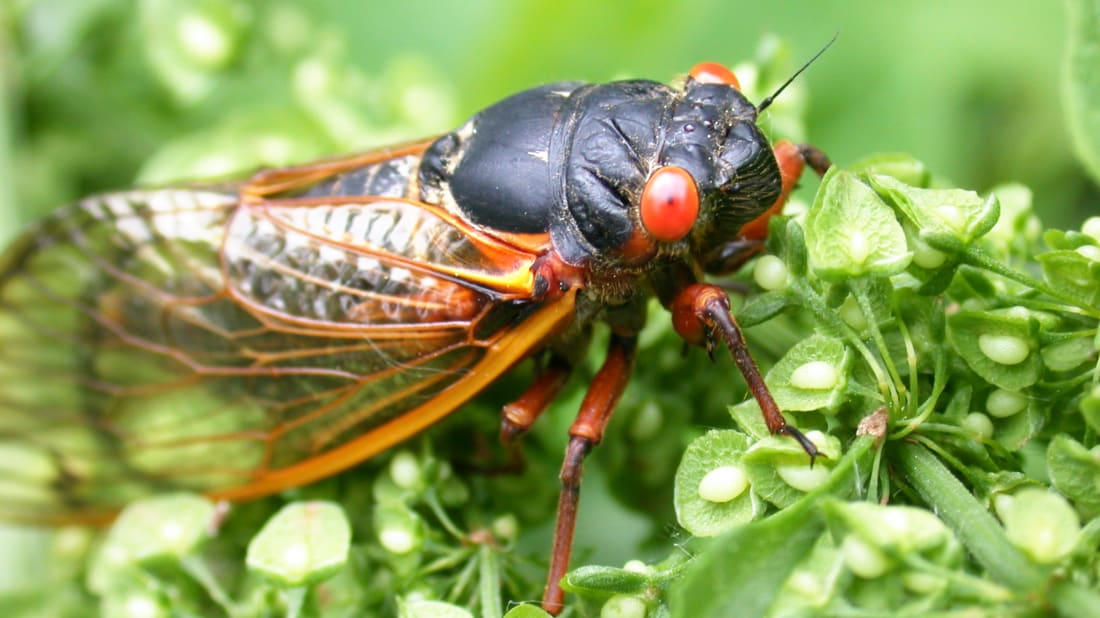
640,166,699,243
689,61,741,90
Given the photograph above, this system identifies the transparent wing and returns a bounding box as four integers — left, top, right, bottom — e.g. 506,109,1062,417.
0,187,568,522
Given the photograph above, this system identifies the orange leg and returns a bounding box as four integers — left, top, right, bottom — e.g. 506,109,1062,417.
541,334,637,615
501,357,572,444
670,283,820,457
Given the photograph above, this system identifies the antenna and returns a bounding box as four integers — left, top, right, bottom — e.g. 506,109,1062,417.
757,34,838,114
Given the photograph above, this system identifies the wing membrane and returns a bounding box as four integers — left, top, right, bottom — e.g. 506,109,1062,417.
0,186,568,522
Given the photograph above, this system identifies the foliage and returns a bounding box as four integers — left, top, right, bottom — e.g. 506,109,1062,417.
1,2,1099,617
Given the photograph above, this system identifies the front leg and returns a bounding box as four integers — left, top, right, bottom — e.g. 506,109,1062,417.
670,283,820,458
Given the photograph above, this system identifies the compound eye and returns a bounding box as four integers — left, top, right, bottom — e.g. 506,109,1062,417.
640,166,699,243
688,61,741,90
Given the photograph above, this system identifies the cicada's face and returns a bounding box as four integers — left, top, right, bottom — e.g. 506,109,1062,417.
565,72,783,273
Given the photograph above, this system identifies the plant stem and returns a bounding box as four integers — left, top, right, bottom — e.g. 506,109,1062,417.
478,544,503,618
851,278,904,406
181,555,242,616
963,246,1100,318
791,280,892,405
894,442,1045,592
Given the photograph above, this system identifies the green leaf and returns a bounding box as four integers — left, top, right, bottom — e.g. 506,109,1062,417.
805,169,912,280
729,400,771,441
502,605,554,618
398,599,475,618
1081,384,1100,432
1036,250,1100,307
673,430,759,537
994,401,1045,451
821,500,958,560
895,443,1046,592
766,334,849,413
96,493,214,566
1040,336,1094,371
947,310,1041,390
373,502,425,556
668,436,874,618
782,217,809,277
87,493,215,594
767,534,845,615
867,174,999,252
736,290,793,328
1046,435,1100,520
848,153,930,187
741,433,843,507
246,501,351,588
1064,0,1100,186
560,566,651,597
985,183,1038,249
997,488,1081,565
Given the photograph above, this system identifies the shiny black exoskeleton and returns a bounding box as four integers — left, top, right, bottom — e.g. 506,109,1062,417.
417,77,782,265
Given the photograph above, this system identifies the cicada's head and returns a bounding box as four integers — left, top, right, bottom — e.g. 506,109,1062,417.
635,63,784,256
553,62,782,272
545,38,834,275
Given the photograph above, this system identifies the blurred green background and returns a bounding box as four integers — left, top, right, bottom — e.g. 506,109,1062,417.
0,0,1088,242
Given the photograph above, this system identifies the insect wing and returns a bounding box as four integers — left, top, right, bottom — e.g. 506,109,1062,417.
0,185,571,523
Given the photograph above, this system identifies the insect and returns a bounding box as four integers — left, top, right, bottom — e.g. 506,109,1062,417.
0,55,829,613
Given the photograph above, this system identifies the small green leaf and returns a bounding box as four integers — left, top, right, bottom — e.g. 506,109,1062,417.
994,401,1045,451
985,183,1039,248
848,153,930,187
246,501,351,588
1040,336,1094,371
997,489,1081,565
138,0,247,103
742,433,843,508
868,174,999,252
398,599,474,618
782,218,809,277
1081,384,1100,432
947,310,1041,390
673,430,758,537
99,493,214,566
766,335,849,413
1047,435,1100,520
560,565,650,597
768,534,845,614
806,169,912,280
821,500,958,559
502,605,554,618
669,436,874,618
1036,250,1100,307
729,400,770,440
374,503,424,556
736,290,793,328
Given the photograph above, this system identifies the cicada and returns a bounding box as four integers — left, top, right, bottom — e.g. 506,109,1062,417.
0,58,828,612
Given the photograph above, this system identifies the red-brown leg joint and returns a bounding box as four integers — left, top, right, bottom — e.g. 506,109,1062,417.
500,360,572,444
566,335,636,444
670,283,729,347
